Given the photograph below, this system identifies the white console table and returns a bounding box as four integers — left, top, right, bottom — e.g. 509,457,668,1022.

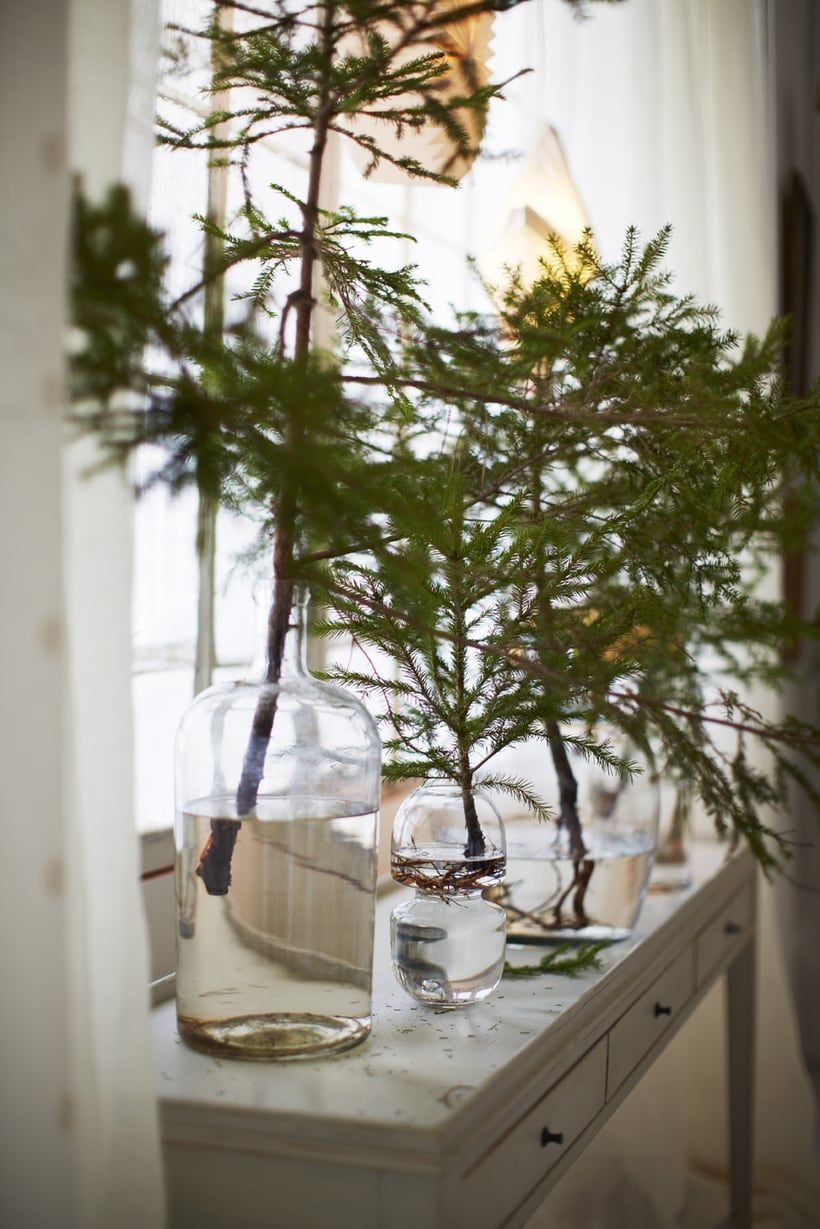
151,842,756,1228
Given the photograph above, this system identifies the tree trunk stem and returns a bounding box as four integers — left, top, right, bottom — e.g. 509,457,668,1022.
546,720,593,930
546,719,586,859
460,766,486,859
198,3,334,894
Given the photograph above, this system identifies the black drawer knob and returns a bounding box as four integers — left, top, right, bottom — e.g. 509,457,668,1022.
724,921,742,936
654,1002,672,1018
541,1127,564,1148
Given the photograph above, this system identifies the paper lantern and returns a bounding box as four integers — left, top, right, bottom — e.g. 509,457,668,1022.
479,125,592,289
341,1,495,185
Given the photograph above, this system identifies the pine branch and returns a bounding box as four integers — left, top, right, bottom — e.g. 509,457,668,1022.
69,0,820,883
475,774,552,823
503,942,609,979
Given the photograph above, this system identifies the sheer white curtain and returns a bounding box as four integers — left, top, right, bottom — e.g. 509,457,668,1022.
515,1,820,1225
1,1,164,1225
65,1,165,1223
1,5,76,1225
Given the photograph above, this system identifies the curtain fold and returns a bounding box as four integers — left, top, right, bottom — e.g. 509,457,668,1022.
64,1,165,1225
0,4,76,1225
1,1,163,1222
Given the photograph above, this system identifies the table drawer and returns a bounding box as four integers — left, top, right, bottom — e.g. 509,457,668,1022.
457,1040,607,1229
695,884,754,987
607,945,694,1097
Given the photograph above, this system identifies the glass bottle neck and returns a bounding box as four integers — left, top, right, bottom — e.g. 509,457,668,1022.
422,778,462,795
252,582,310,681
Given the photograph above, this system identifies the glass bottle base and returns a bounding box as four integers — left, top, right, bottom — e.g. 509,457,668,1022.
505,923,632,946
390,894,506,1008
177,1011,371,1060
649,858,692,894
392,967,502,1009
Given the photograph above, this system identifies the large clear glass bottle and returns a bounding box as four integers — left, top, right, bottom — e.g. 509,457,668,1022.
390,780,507,1008
175,585,381,1060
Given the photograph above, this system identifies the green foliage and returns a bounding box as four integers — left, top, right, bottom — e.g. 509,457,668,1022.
324,231,820,865
322,470,553,814
69,185,171,406
164,2,520,184
503,942,608,978
68,1,820,869
157,0,529,369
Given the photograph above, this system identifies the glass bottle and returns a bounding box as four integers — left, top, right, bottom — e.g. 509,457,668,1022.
390,780,507,1008
175,584,381,1060
650,778,693,893
493,731,660,943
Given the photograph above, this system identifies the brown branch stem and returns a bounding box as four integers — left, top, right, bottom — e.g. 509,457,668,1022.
546,720,586,859
199,2,335,893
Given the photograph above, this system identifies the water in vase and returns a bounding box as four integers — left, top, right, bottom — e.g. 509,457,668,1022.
491,825,655,943
390,892,507,1007
176,795,378,1059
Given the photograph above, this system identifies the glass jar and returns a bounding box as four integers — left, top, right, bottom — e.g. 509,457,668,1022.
650,778,693,893
491,733,659,943
390,780,507,1007
175,585,381,1060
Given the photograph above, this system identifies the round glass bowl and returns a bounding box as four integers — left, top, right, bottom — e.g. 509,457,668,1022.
489,738,659,944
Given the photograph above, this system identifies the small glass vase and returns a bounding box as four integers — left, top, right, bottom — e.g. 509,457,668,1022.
175,584,381,1060
649,779,693,893
491,734,659,944
390,780,507,1008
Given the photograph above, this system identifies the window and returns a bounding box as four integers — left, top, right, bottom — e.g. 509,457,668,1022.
137,0,544,980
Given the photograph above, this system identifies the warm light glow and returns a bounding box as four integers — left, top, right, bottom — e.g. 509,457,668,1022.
342,2,495,186
479,125,592,290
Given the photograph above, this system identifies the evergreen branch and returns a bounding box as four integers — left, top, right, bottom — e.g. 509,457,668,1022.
476,774,553,822
503,943,609,979
71,7,820,881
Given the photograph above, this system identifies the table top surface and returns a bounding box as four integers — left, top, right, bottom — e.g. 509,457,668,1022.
151,840,751,1155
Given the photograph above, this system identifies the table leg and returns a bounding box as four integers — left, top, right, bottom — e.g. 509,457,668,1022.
726,937,756,1229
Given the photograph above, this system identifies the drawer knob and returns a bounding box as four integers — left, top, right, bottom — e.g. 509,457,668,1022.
724,921,742,936
654,1002,672,1018
541,1127,564,1148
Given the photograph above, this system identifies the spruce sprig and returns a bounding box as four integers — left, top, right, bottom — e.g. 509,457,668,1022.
324,467,553,854
503,943,609,979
